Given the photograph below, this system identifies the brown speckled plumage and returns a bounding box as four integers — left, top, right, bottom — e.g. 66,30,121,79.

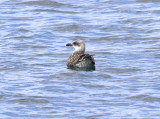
67,53,95,67
66,40,95,69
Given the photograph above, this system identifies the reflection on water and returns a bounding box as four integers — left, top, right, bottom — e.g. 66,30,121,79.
67,65,95,71
0,0,160,118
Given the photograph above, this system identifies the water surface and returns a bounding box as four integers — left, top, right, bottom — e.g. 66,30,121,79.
0,0,160,118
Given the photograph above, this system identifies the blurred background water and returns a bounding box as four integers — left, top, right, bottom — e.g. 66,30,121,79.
0,0,160,118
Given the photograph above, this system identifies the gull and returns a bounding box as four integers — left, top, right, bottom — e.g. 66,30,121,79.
66,40,95,70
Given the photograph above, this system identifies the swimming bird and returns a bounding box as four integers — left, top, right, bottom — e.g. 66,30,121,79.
66,40,95,70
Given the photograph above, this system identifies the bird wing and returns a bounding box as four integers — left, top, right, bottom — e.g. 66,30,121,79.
78,54,95,65
67,54,95,67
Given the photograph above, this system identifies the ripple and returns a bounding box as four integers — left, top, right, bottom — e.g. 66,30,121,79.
17,0,67,7
0,0,160,118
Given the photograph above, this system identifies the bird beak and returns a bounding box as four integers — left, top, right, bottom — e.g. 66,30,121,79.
66,43,72,46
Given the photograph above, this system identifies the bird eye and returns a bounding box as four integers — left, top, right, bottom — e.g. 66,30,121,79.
73,42,79,46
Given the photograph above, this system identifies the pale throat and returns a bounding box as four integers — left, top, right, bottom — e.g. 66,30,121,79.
73,46,85,54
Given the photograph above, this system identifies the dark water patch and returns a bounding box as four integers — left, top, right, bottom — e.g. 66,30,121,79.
127,95,160,102
33,8,85,14
16,0,67,7
8,98,49,104
136,0,160,3
54,24,85,32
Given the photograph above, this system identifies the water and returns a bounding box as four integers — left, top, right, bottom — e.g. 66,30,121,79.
0,0,160,118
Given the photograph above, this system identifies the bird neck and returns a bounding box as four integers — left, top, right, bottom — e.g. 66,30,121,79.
73,46,85,55
73,50,85,55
